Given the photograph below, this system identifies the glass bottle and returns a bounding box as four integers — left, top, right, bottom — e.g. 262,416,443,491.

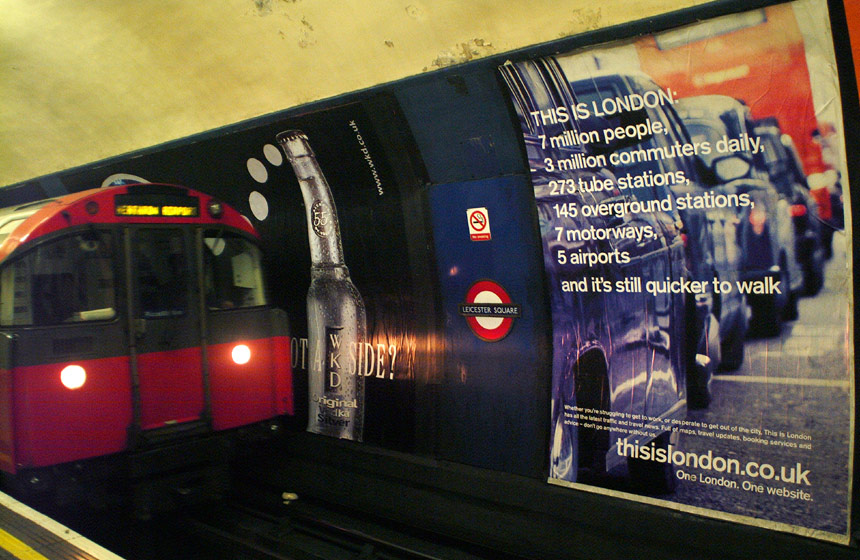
277,130,366,441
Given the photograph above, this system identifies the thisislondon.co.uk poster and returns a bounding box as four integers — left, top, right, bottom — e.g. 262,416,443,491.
502,0,853,543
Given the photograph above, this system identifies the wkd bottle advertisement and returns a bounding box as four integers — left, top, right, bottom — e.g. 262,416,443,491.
502,0,852,543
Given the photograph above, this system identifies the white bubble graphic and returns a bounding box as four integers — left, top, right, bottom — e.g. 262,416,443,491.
249,191,269,221
247,158,268,183
263,144,283,166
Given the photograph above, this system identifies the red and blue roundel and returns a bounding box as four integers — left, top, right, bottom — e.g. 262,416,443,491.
459,280,522,342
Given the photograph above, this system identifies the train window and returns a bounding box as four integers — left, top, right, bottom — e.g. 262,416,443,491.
202,230,268,310
133,229,188,319
0,230,117,326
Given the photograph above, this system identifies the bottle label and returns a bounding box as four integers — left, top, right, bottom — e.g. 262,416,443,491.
310,325,362,435
311,199,332,238
324,326,345,392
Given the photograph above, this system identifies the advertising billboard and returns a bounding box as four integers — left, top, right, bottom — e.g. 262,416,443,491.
501,0,852,543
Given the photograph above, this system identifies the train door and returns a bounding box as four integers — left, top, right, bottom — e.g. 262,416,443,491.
126,226,206,433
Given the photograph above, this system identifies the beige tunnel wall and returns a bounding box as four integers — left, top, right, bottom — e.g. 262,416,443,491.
0,0,711,187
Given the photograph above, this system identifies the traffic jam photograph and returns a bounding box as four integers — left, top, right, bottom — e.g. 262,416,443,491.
505,0,851,541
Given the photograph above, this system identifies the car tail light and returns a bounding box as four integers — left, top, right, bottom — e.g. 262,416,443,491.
789,204,807,218
60,365,86,390
232,344,251,365
749,208,767,235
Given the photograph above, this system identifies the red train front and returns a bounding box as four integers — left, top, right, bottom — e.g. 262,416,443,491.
0,183,292,511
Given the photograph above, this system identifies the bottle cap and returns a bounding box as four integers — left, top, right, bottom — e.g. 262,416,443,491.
276,130,315,159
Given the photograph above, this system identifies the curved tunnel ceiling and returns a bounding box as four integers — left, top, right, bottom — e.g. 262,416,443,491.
0,0,708,188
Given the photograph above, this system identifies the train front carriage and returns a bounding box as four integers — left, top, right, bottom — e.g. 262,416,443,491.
0,183,292,507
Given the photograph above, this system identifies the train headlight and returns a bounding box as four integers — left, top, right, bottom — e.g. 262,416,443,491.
232,344,251,365
207,200,225,219
61,365,86,390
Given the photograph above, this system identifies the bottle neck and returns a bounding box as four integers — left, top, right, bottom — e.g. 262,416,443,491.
296,176,345,267
311,263,350,280
278,131,346,267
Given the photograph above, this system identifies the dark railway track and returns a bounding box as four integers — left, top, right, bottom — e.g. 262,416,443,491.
7,478,520,560
178,498,519,560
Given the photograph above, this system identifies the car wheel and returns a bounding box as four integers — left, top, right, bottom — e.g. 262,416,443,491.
803,265,824,296
550,403,576,481
687,371,711,409
750,295,781,337
822,227,834,260
688,313,719,409
576,368,610,481
719,314,746,371
627,432,676,494
802,248,825,296
782,254,799,321
750,262,789,337
783,289,799,321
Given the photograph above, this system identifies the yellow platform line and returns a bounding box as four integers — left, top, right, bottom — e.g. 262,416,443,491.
0,527,49,560
0,491,123,560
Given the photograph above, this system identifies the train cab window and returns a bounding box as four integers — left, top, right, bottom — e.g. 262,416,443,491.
133,229,188,319
202,230,268,310
0,231,117,326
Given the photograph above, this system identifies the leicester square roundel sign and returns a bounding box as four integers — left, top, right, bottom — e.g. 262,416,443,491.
459,280,522,342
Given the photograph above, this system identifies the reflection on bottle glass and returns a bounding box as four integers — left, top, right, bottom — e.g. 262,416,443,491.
277,130,367,441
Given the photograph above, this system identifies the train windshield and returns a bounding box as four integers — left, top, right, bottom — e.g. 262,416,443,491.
0,226,269,327
202,229,268,310
0,230,117,326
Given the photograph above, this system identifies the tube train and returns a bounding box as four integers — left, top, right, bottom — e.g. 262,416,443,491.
0,183,292,513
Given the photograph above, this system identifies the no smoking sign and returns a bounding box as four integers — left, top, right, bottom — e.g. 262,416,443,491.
467,207,491,241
